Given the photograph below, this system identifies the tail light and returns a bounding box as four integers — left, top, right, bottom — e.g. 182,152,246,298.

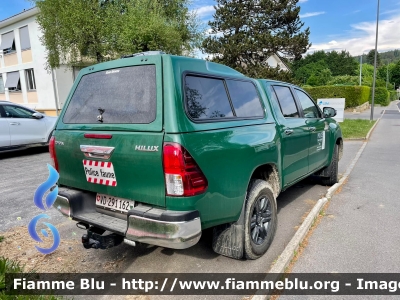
163,143,208,197
49,136,59,172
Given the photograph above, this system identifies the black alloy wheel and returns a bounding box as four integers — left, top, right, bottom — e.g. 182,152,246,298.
244,179,277,259
250,195,272,245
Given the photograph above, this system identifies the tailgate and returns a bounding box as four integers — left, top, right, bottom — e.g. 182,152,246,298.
55,130,165,207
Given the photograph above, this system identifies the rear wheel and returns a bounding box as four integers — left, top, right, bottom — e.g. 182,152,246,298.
321,144,339,186
244,180,277,259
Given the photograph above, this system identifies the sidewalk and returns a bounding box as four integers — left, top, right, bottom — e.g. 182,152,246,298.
281,101,400,299
344,105,387,120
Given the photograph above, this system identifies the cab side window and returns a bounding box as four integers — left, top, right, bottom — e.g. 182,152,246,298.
225,80,264,118
295,89,322,119
185,76,233,120
272,85,299,118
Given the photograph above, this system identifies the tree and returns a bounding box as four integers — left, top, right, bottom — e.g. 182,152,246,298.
31,0,204,69
202,0,310,81
306,68,331,86
377,63,395,86
328,75,358,86
294,60,328,83
362,63,375,78
293,50,357,81
366,49,381,66
326,50,358,76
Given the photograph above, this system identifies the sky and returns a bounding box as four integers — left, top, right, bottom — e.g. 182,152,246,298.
1,0,400,57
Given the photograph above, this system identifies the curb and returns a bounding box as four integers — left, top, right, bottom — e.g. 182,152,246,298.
343,138,366,141
252,111,385,300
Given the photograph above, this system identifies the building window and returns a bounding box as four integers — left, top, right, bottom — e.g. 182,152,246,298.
0,31,16,54
0,75,5,93
25,69,36,90
19,26,31,50
5,71,21,92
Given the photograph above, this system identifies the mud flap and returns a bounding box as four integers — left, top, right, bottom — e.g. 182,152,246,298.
212,201,245,260
315,159,333,178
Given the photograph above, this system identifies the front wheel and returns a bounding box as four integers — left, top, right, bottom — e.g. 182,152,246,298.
244,180,277,260
321,144,339,186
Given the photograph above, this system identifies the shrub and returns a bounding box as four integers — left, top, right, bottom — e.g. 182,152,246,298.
0,256,25,291
328,75,359,86
390,91,399,101
370,87,390,106
0,257,61,299
303,85,370,108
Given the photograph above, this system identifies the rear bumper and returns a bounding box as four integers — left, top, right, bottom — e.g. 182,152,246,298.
53,187,201,249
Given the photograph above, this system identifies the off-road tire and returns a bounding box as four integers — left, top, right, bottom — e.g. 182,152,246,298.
244,180,277,260
321,144,339,186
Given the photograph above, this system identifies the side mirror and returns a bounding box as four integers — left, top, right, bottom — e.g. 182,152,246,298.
32,112,44,119
323,107,337,118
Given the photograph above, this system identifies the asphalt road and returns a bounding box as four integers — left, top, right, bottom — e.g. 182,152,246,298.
0,146,63,230
0,140,362,299
344,105,387,120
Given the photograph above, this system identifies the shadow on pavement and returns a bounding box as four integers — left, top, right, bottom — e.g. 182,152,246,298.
0,146,49,159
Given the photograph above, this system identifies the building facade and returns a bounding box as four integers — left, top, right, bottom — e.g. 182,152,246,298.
264,54,290,72
0,7,75,116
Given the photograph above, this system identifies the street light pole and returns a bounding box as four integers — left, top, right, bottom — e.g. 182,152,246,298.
386,64,389,89
370,0,380,121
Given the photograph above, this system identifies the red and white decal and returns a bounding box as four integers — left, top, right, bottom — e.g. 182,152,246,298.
82,160,117,186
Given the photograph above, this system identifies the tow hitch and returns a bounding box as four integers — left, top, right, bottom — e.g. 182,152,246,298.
80,225,124,249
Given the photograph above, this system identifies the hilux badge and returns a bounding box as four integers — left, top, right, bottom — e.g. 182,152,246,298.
135,145,159,152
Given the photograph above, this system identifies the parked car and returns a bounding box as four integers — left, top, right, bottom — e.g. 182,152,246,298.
0,100,57,152
51,52,342,260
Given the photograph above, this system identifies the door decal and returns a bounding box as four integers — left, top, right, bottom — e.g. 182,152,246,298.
317,131,325,151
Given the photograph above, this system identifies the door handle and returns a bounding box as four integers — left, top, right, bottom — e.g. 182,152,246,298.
80,145,115,159
10,122,20,125
309,127,316,132
284,128,294,135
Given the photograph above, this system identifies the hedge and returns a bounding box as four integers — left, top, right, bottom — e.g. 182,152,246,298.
303,86,370,108
369,87,390,106
390,91,399,101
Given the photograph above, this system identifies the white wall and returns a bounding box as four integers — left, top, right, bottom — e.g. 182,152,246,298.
55,65,75,108
265,54,289,72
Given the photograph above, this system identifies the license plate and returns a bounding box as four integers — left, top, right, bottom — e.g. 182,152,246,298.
96,194,135,213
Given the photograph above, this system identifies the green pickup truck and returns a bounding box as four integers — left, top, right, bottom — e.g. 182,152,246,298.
52,52,342,260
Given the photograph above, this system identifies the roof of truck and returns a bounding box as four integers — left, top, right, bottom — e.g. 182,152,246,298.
82,52,246,79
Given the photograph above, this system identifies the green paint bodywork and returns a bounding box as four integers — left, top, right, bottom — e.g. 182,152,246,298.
54,54,342,230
